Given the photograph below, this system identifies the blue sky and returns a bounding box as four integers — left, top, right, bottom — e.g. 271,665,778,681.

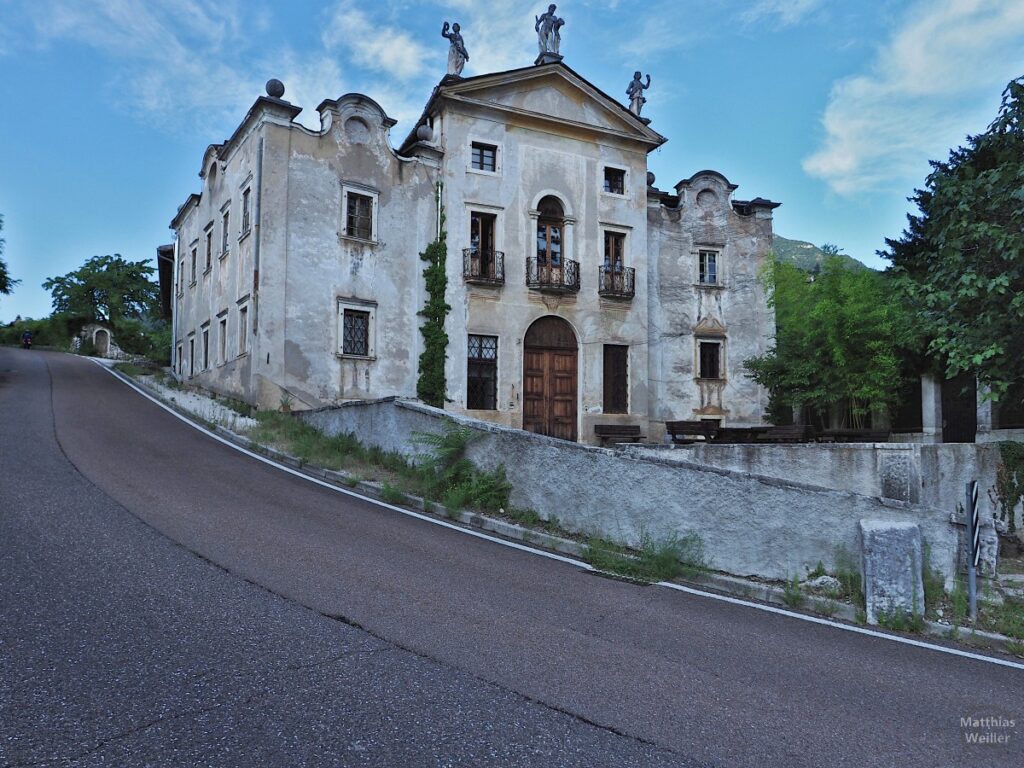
3,0,1024,322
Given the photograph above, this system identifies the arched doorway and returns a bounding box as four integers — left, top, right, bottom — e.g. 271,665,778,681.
523,316,578,441
94,329,110,357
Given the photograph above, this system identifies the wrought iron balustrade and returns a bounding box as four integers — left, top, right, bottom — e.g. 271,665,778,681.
462,249,505,285
597,266,635,299
525,257,580,293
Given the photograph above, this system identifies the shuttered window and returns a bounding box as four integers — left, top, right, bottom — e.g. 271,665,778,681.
603,344,628,413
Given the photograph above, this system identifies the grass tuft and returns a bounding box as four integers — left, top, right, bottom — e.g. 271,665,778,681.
583,531,707,583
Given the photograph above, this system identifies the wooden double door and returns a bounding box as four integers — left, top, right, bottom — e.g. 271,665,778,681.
523,317,578,442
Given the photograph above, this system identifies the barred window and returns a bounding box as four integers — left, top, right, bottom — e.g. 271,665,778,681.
346,193,373,239
467,334,497,410
343,309,371,356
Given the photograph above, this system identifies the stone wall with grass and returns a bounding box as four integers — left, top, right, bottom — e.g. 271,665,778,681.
299,399,975,586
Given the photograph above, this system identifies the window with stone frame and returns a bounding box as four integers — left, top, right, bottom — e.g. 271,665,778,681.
603,167,625,195
603,344,628,413
467,334,498,410
201,325,210,370
470,142,497,172
698,340,723,380
205,228,213,272
342,308,371,356
346,192,373,240
190,248,197,284
698,249,719,285
238,305,248,355
221,209,230,255
241,187,251,235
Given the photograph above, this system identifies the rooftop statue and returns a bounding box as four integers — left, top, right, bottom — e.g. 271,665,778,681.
442,21,469,77
627,72,651,117
535,4,565,55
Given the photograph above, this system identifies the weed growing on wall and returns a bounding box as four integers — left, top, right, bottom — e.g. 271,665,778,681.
994,441,1024,534
417,183,451,408
583,531,707,583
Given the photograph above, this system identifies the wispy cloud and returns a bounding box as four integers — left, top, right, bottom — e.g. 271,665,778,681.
804,0,1024,195
323,1,432,81
741,0,823,27
444,0,555,75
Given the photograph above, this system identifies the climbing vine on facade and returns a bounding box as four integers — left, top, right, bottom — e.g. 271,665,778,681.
417,184,451,408
995,441,1024,534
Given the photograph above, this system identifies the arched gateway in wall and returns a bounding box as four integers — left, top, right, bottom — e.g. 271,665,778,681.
523,316,578,441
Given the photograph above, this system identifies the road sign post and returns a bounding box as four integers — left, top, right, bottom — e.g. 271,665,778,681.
966,480,979,622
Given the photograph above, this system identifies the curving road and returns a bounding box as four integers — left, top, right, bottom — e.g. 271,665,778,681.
1,348,1021,767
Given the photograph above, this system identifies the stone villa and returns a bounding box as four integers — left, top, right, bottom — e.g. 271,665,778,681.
166,20,778,445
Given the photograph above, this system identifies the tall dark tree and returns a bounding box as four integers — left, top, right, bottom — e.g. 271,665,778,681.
882,76,1024,399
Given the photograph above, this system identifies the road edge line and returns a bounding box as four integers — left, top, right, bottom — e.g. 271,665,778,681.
96,362,1024,672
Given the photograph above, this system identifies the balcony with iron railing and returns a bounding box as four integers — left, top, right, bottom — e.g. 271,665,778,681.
525,257,580,293
597,265,635,299
462,249,505,285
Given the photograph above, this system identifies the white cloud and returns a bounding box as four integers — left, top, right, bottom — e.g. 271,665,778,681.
804,0,1024,195
741,0,822,27
443,0,557,75
322,1,432,81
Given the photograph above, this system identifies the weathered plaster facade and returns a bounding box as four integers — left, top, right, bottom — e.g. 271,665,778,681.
169,59,777,444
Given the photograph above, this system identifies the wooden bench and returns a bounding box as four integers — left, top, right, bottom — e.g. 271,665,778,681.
665,420,718,444
711,427,769,443
756,424,819,443
594,424,644,446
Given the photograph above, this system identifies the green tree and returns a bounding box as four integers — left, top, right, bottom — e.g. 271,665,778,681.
744,258,921,427
882,76,1024,400
43,254,158,323
0,214,20,299
43,254,163,356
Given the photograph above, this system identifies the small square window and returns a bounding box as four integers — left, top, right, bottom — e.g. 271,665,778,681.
467,334,498,410
342,309,371,356
699,250,719,285
471,142,497,172
346,192,373,240
698,341,722,380
603,167,625,195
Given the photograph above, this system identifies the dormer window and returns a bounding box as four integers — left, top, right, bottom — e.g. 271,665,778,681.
471,142,497,172
603,167,625,195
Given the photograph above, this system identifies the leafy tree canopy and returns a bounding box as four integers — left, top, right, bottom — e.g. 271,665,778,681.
43,254,158,325
0,214,20,298
744,258,922,426
882,76,1024,400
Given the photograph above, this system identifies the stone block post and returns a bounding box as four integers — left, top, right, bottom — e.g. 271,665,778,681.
859,520,925,625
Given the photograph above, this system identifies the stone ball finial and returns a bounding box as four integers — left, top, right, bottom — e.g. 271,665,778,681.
266,79,285,99
416,124,434,142
646,171,656,187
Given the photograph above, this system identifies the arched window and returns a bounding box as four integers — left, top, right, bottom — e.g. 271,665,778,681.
536,196,564,267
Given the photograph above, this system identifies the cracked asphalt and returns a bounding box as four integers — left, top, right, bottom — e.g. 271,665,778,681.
1,349,1021,767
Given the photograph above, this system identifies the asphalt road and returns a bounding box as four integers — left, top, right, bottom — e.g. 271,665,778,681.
1,348,1021,767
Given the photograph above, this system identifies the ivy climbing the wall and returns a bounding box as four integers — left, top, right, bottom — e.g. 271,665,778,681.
417,183,450,408
995,440,1024,535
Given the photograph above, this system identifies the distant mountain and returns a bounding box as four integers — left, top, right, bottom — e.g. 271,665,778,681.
771,235,869,272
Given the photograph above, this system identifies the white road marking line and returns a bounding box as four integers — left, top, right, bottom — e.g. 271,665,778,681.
97,363,590,570
97,362,1024,672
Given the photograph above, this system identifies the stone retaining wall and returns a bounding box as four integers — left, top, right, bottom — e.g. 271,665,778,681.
299,399,978,586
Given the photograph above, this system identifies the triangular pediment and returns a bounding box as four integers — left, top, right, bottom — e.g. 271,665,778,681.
439,64,665,148
694,316,727,337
